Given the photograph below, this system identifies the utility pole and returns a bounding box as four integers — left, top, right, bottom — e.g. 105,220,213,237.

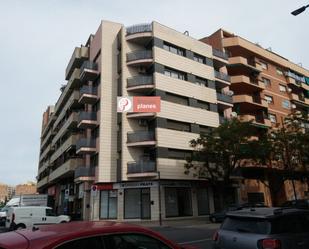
158,171,162,226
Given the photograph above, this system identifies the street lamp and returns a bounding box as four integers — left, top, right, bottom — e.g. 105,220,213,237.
291,4,309,16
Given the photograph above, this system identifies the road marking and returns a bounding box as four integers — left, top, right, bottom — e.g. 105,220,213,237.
178,238,212,245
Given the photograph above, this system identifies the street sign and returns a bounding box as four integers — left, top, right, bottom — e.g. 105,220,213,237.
91,185,98,197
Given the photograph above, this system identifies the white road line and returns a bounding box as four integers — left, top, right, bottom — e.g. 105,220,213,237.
178,238,212,245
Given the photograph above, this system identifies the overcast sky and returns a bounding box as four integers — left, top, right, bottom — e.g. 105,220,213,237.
0,0,308,186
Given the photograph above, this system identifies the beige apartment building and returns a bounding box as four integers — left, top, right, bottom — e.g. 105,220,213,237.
15,182,37,196
37,20,233,221
202,29,309,206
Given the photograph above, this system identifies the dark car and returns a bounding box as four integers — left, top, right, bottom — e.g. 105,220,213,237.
209,203,267,223
0,221,195,249
281,199,309,209
212,207,309,249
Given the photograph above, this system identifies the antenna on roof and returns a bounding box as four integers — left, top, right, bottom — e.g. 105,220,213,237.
266,47,272,51
184,31,189,36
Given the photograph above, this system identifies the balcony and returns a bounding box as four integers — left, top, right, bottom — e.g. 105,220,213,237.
65,46,89,80
49,158,83,182
50,135,78,163
127,75,154,92
228,56,262,75
77,112,98,129
79,86,98,104
74,166,95,181
127,131,156,147
214,70,231,85
230,75,265,92
239,114,271,128
39,144,54,162
76,138,97,154
290,93,309,107
127,161,157,178
80,61,99,82
233,94,268,112
37,176,48,189
212,48,229,68
217,92,233,104
126,50,153,67
127,112,156,119
126,23,153,43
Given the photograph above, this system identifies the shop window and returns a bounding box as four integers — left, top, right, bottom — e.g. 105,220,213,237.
100,190,118,219
165,187,192,217
124,188,150,219
197,188,210,215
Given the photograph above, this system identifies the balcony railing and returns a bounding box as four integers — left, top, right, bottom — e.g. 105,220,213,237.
217,93,233,104
80,85,97,95
127,131,155,143
78,112,97,122
219,116,227,124
126,23,152,35
76,138,96,151
80,61,98,74
127,75,153,87
74,166,95,178
127,161,156,174
127,50,152,62
212,48,229,60
214,70,231,82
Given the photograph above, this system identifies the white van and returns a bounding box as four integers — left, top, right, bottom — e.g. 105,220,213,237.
5,206,70,230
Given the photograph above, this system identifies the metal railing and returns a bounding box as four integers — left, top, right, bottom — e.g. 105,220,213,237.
78,111,97,122
80,85,97,95
217,93,233,104
127,131,155,143
212,48,229,60
126,23,152,35
219,116,227,124
214,70,231,82
127,75,153,87
127,50,152,62
74,166,95,178
127,161,156,174
80,61,98,73
76,138,96,151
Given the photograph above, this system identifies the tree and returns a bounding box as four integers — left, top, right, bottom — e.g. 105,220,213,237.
185,118,269,208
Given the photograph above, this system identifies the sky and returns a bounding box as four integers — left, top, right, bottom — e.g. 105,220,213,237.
0,0,308,185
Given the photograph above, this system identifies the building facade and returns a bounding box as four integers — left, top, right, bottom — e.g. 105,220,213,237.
202,29,309,206
37,21,234,221
15,182,37,196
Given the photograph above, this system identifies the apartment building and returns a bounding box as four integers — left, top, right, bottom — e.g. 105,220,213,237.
37,21,233,221
202,29,309,206
15,182,37,196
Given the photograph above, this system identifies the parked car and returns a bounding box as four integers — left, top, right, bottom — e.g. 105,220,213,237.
209,203,268,223
0,206,9,226
281,199,309,209
212,207,309,249
5,206,70,230
0,221,194,249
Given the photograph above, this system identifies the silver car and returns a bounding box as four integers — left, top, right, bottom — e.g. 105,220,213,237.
212,207,309,249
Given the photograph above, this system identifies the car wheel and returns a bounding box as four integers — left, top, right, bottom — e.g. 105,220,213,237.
15,224,26,230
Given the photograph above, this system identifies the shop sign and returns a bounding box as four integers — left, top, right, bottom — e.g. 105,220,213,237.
161,181,191,188
114,181,158,189
117,96,161,113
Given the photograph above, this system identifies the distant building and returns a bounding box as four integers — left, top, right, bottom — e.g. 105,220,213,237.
0,184,15,203
15,182,37,196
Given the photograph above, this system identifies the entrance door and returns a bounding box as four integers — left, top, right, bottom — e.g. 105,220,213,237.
141,188,150,219
124,188,151,219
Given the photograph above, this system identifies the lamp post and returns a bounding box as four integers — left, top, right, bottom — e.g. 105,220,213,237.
291,4,309,16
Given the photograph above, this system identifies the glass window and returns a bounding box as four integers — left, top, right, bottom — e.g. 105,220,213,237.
271,215,303,234
55,236,103,249
124,188,150,219
268,113,277,123
168,149,192,160
264,95,274,104
104,234,171,249
282,100,290,109
197,188,210,215
196,100,210,110
193,54,205,64
100,190,117,219
46,208,56,216
166,119,190,132
163,42,184,56
163,67,186,81
195,77,208,87
276,68,284,75
165,187,192,217
279,85,287,92
165,93,189,106
222,217,271,234
262,77,271,87
260,61,268,70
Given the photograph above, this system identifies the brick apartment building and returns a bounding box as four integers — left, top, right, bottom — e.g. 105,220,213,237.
202,29,309,206
37,20,234,221
15,182,37,196
0,184,15,203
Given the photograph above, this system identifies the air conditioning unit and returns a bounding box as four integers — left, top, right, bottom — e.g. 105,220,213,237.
138,119,148,126
291,104,297,109
231,112,238,118
287,88,292,93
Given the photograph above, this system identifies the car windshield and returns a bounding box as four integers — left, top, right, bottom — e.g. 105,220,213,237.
0,207,8,212
221,217,271,234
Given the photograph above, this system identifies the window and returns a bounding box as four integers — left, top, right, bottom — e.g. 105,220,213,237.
168,149,192,160
282,100,291,109
260,61,268,70
195,76,208,87
46,209,56,216
124,188,150,219
262,77,271,87
268,113,277,123
279,84,287,92
222,217,271,234
166,119,190,132
165,92,189,106
193,53,205,64
196,100,210,110
55,236,103,249
100,190,117,219
276,67,284,75
163,42,185,56
164,67,186,80
264,95,274,104
200,125,211,135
